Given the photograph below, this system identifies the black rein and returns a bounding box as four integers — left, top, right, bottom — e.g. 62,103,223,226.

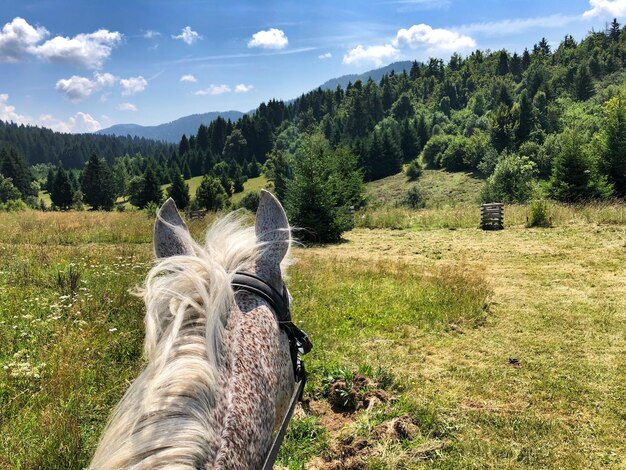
231,271,312,469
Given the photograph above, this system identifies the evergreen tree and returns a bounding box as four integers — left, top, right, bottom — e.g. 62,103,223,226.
0,147,33,198
0,174,21,202
515,91,534,143
195,175,228,211
609,18,621,41
45,166,56,193
51,167,74,210
496,51,509,75
179,134,190,156
142,166,163,207
82,154,115,210
167,170,190,209
285,134,363,243
574,65,594,101
550,129,610,201
409,60,421,80
400,119,420,162
598,94,626,196
112,159,129,198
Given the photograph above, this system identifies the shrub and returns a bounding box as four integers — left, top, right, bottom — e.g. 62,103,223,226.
196,175,228,211
481,153,537,203
422,134,454,168
0,199,27,211
402,186,425,209
237,191,260,212
527,199,551,227
405,159,423,181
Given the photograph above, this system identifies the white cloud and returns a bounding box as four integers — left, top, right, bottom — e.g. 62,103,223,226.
457,14,579,37
342,44,400,66
120,75,147,96
0,93,31,124
583,0,626,18
393,24,476,53
39,112,101,133
117,102,138,112
180,74,197,82
0,17,48,62
173,26,201,45
32,29,122,69
234,83,254,93
143,30,161,39
55,72,117,102
248,28,288,49
318,52,332,59
195,84,231,96
0,93,101,132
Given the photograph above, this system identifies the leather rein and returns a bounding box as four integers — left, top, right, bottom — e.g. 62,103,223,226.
231,272,312,469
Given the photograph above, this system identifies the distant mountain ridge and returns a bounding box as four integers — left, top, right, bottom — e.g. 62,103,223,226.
96,110,244,143
95,62,415,143
318,61,414,90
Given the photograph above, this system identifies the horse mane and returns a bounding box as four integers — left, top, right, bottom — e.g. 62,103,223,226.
90,211,291,469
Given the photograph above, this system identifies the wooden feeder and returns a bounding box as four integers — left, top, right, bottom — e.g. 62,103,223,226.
481,203,504,230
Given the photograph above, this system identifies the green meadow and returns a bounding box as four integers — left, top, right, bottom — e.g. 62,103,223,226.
2,171,625,469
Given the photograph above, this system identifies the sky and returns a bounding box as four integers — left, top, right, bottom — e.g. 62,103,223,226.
1,0,625,133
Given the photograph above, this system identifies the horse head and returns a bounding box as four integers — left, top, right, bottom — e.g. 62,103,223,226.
91,190,301,469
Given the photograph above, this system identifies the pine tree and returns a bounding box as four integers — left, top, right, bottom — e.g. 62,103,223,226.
550,129,610,201
496,51,509,75
51,167,75,210
285,134,363,243
82,154,115,210
195,175,228,211
409,60,421,80
167,170,190,209
400,119,420,162
142,166,163,207
574,65,594,101
45,166,56,193
0,147,33,198
598,94,626,196
179,134,190,156
609,18,621,41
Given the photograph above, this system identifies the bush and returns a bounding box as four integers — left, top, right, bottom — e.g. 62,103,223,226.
0,199,27,211
237,191,260,212
481,153,537,203
402,186,425,209
422,134,454,168
405,159,423,181
196,175,229,211
527,199,551,227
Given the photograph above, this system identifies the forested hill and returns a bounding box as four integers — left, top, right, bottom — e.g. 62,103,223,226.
318,61,413,90
95,110,244,143
167,20,626,205
0,120,174,168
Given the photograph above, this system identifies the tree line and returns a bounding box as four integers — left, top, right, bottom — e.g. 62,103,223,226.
3,20,626,240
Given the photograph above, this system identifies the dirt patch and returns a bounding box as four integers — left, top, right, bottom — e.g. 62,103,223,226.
325,374,391,413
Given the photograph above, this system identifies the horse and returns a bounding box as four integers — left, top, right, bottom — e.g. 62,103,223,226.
90,190,307,469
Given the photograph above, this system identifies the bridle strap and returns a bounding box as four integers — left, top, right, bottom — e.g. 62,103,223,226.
231,271,312,468
261,374,306,470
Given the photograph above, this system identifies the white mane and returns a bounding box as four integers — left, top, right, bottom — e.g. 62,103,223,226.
90,212,279,469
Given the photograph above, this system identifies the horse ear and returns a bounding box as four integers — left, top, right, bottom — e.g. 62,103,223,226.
255,189,290,268
154,198,194,258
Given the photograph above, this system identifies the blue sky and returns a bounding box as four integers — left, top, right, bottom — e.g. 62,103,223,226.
0,0,625,132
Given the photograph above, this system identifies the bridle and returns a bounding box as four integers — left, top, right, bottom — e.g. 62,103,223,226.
231,271,312,469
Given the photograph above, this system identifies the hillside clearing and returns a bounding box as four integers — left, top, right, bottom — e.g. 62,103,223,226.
0,208,623,468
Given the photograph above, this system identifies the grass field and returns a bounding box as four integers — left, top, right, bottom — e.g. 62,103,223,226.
38,174,269,210
5,170,626,468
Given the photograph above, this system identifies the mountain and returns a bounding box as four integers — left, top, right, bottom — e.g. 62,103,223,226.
96,110,244,143
318,61,414,90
